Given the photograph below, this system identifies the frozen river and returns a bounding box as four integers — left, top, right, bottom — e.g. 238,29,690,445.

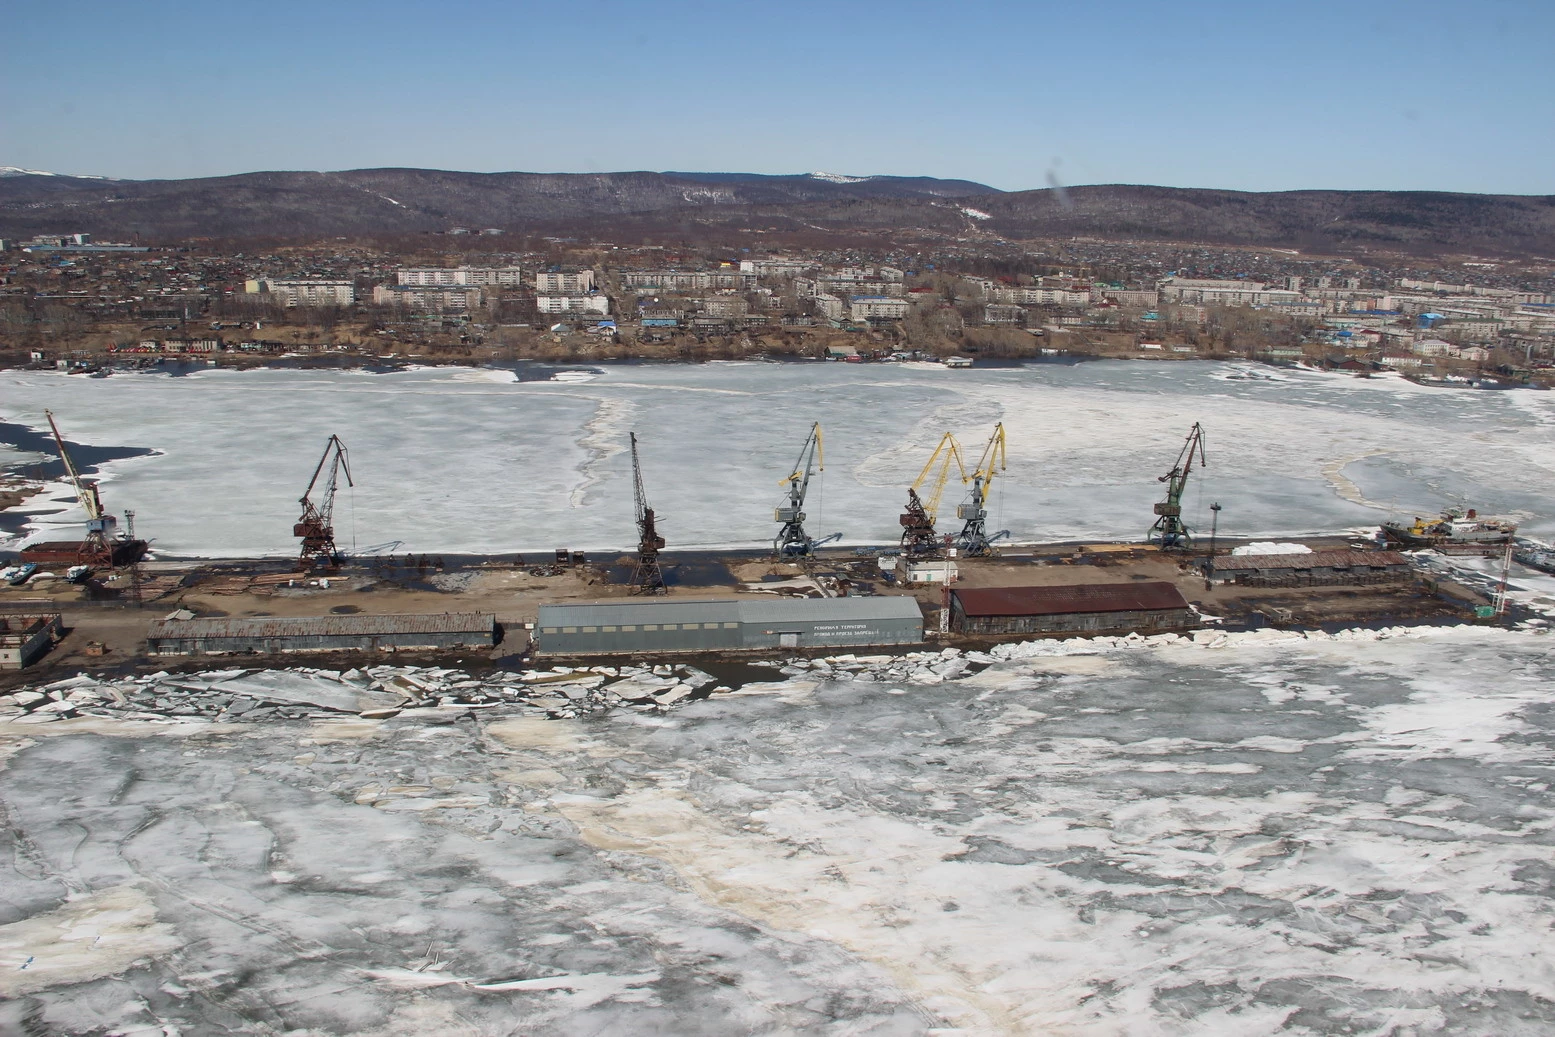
3,359,1555,557
4,626,1555,1033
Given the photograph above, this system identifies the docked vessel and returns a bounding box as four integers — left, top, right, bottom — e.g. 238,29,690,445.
19,538,147,567
5,563,38,586
17,411,149,569
1513,540,1555,574
1381,507,1517,552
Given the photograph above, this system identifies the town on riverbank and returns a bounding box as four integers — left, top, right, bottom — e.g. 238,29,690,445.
3,232,1552,385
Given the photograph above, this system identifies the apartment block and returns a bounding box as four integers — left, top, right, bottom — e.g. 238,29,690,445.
245,279,355,306
535,270,596,293
397,266,523,287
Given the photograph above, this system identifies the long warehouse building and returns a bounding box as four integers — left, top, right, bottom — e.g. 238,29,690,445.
536,597,924,655
147,613,497,655
951,582,1194,636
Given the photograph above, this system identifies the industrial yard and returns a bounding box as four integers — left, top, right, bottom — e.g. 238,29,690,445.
2,365,1518,686
0,532,1492,687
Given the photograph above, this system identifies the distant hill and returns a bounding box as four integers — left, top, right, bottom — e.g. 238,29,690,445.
0,168,1000,241
0,167,1551,256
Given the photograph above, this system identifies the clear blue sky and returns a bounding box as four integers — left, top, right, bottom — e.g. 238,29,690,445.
4,0,1550,194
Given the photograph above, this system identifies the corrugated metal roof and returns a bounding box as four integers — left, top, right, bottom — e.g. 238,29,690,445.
953,582,1189,617
538,599,741,628
737,597,922,624
1211,550,1409,572
537,596,923,627
147,613,496,640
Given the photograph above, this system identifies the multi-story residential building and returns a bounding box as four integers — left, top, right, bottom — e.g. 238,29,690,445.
1099,287,1159,308
619,270,747,292
1442,318,1505,343
984,304,1027,325
849,296,909,321
537,295,610,315
372,284,484,312
739,258,814,278
1396,279,1544,302
701,295,749,319
813,294,845,320
397,266,523,287
821,277,905,298
535,270,596,293
1157,277,1268,306
987,285,1091,307
639,308,682,327
244,279,355,306
1508,307,1555,334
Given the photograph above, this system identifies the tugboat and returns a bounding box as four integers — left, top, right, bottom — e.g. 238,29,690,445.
1381,507,1518,553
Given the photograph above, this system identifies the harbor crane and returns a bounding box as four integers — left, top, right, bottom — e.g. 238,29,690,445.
629,432,666,594
956,423,1010,557
1148,422,1206,549
42,409,142,567
774,422,840,557
294,435,353,569
900,432,966,557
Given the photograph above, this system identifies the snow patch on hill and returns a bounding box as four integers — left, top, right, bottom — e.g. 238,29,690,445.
808,171,872,184
0,166,109,180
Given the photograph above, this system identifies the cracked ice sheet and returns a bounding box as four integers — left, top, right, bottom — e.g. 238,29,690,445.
1,627,1555,1034
4,359,1555,555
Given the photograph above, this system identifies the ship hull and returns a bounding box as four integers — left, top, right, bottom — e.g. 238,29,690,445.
19,539,148,567
1381,525,1514,554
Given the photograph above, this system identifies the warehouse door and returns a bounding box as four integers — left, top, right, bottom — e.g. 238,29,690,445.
779,632,800,648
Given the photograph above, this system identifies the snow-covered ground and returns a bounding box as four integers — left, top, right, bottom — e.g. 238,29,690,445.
3,625,1555,1033
3,359,1554,557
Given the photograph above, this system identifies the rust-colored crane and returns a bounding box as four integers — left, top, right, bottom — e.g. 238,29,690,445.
629,432,666,594
294,435,353,569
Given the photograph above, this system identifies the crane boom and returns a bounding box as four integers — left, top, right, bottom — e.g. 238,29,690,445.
45,410,103,520
1148,422,1206,548
295,435,354,568
35,409,136,567
900,433,966,557
956,423,1010,556
913,432,966,524
629,432,666,594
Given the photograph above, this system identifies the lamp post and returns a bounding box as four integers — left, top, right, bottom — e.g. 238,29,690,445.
1209,502,1222,557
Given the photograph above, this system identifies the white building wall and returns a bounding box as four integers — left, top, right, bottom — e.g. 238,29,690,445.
536,295,610,314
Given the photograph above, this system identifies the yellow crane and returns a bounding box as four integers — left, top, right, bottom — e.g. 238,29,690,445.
900,432,966,556
41,409,143,567
956,422,1009,556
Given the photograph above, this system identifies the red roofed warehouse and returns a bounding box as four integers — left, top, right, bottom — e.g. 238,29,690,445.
950,582,1195,636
